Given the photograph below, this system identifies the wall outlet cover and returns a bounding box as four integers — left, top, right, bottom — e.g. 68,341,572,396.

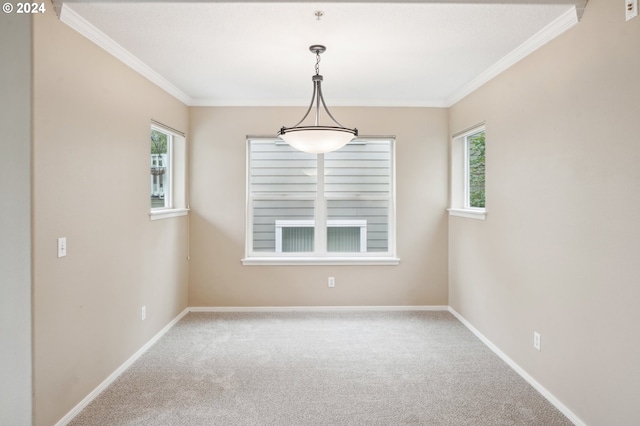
627,0,639,21
57,237,67,258
533,331,541,351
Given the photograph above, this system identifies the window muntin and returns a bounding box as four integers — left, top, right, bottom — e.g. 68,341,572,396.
246,138,396,261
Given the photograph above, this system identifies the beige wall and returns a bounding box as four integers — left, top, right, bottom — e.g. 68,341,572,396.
448,0,640,424
0,12,32,426
32,8,189,426
27,1,640,425
189,107,449,307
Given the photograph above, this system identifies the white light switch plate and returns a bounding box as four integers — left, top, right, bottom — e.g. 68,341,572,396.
57,237,67,258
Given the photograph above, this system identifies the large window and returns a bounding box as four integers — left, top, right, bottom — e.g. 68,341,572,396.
449,125,486,220
243,138,398,265
149,122,189,220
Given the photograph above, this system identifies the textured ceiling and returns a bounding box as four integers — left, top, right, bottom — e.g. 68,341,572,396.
61,1,580,107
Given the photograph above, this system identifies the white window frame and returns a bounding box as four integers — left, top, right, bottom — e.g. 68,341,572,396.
149,122,189,221
151,133,172,209
243,137,399,266
448,124,486,220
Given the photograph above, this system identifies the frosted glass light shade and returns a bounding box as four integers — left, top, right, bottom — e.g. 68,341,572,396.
279,129,355,154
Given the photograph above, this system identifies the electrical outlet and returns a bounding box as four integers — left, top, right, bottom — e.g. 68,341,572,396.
328,277,335,288
533,331,541,351
57,237,67,258
141,306,146,321
627,0,638,21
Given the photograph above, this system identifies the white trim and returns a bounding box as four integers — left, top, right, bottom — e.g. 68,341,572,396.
315,153,327,253
450,125,486,219
57,4,579,109
149,130,171,212
448,307,587,426
189,305,448,313
149,207,189,221
190,97,449,108
241,256,401,266
464,133,470,207
246,138,396,261
54,308,190,426
59,4,192,106
149,124,188,219
447,208,486,220
451,122,487,140
55,305,585,426
445,6,579,107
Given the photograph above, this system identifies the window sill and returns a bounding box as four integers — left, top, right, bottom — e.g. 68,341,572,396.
149,207,189,221
447,208,486,220
241,257,401,266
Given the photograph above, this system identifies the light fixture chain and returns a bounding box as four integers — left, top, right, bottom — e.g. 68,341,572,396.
315,51,321,75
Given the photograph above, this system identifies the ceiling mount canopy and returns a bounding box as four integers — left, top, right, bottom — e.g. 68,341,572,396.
277,45,358,154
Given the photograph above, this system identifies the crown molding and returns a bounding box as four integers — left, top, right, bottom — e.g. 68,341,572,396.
59,4,193,106
445,6,579,107
189,98,449,108
57,2,581,109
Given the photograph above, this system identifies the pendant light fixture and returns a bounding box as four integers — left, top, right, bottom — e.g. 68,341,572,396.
277,45,358,154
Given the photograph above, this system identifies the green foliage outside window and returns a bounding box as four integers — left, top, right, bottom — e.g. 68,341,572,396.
151,130,168,156
468,131,485,208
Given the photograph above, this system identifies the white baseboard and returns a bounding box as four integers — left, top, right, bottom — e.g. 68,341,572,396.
448,307,586,426
55,305,444,424
189,305,449,312
54,307,190,426
56,305,584,426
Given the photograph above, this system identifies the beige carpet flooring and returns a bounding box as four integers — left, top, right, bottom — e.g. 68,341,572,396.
68,311,573,425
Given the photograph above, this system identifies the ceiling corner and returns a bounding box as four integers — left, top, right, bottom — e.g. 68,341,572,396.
51,0,63,17
575,0,588,20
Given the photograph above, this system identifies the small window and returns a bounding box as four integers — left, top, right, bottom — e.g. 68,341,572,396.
151,128,171,209
243,138,398,265
465,130,485,209
149,122,188,220
449,125,486,220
